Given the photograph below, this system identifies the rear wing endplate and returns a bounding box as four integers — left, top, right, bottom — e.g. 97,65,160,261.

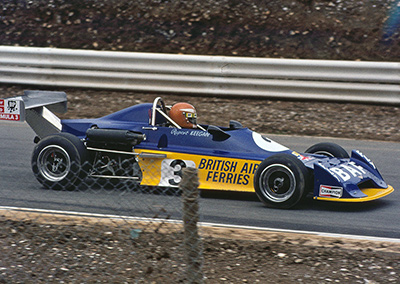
0,90,67,138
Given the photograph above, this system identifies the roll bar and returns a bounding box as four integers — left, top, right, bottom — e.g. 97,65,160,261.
151,97,206,131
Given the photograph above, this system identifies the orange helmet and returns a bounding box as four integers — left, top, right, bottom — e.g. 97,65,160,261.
170,102,197,128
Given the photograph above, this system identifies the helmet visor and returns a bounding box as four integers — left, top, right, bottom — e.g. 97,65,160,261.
184,112,197,124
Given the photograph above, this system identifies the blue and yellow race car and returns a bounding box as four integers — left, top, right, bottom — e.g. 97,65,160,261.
3,91,394,208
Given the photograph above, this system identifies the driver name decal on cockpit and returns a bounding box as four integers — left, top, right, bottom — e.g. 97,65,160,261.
198,158,259,186
170,128,211,137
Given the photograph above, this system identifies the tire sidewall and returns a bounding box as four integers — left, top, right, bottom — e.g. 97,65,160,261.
254,153,309,209
305,142,349,158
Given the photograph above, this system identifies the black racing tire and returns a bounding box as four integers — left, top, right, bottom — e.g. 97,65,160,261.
31,133,87,190
305,142,349,158
254,153,310,209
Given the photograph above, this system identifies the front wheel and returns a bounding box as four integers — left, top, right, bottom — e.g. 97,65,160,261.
305,142,349,158
254,153,310,209
31,133,87,190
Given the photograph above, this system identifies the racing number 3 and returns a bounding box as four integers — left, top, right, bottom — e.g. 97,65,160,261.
159,158,195,187
168,159,187,185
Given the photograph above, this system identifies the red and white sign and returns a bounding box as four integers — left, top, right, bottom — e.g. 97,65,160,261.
0,99,21,121
319,185,343,198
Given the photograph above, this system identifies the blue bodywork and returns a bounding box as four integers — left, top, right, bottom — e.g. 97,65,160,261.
62,103,291,160
61,100,393,202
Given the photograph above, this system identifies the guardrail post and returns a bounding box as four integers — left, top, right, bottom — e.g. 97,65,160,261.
180,167,203,283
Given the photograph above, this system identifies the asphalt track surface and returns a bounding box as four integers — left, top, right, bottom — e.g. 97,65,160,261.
1,120,399,239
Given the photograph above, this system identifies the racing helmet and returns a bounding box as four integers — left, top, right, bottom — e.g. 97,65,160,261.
169,102,197,128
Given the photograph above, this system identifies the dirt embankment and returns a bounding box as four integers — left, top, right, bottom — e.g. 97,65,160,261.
1,0,400,61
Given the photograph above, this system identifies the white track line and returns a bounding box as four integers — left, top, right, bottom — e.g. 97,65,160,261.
2,206,400,243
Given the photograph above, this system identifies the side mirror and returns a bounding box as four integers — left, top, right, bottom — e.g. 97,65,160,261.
207,125,231,141
229,120,243,129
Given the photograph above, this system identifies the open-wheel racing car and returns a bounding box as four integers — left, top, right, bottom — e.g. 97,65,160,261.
2,90,394,209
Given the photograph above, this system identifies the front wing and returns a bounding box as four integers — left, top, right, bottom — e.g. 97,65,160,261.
312,150,394,202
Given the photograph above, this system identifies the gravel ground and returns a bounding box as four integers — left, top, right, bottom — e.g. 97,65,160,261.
1,211,399,283
1,0,399,283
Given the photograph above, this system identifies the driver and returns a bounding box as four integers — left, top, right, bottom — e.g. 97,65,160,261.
169,102,198,129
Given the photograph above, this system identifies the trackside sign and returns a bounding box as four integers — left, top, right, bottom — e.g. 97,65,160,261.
0,99,23,121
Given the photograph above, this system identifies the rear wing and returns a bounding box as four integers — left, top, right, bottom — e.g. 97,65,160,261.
0,90,67,138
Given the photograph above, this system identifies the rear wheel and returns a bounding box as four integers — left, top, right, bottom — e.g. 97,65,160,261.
305,142,349,158
254,153,310,209
32,133,87,190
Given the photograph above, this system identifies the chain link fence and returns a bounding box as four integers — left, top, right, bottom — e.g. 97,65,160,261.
0,154,204,283
2,123,400,283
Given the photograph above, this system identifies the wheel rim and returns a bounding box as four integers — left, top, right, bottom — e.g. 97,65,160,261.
37,145,71,182
259,164,296,203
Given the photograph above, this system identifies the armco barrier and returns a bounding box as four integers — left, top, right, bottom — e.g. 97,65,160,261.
0,46,399,105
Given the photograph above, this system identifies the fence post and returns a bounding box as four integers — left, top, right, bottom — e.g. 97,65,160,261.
180,167,203,284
